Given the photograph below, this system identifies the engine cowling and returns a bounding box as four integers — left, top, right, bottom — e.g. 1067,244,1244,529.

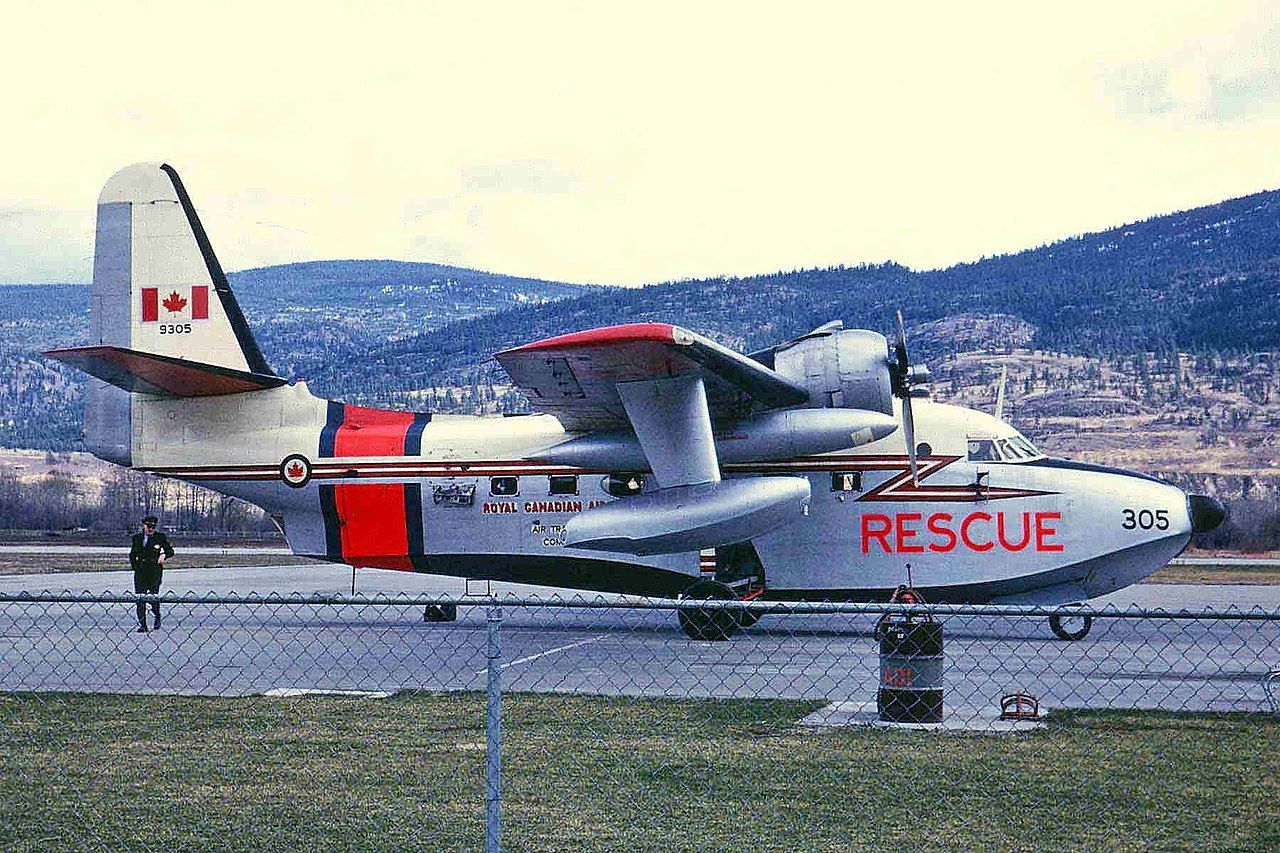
772,328,894,414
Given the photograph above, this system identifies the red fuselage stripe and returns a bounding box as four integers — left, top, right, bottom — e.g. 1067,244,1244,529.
140,454,1051,502
145,454,938,476
333,482,414,571
326,407,419,570
334,405,416,457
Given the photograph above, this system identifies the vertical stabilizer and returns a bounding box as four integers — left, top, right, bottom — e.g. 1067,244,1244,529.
83,163,276,464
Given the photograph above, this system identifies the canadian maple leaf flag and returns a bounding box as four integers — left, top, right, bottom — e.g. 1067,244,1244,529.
162,291,187,313
141,286,210,322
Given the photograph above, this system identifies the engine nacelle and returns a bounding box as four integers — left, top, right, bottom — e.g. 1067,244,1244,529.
772,329,894,414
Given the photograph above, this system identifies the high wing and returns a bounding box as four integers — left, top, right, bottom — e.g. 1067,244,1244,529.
494,322,810,433
496,323,819,555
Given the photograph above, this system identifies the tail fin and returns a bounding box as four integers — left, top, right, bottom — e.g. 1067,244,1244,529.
45,163,280,464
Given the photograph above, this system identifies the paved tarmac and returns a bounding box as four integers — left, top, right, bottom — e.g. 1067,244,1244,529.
0,565,1277,722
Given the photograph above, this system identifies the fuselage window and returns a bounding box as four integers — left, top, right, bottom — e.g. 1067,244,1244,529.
831,472,862,492
915,442,932,458
548,474,578,496
603,473,644,498
967,439,1000,462
490,476,519,497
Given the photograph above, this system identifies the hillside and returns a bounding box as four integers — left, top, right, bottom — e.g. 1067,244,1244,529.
351,188,1280,394
3,187,1280,450
0,262,592,448
228,260,593,379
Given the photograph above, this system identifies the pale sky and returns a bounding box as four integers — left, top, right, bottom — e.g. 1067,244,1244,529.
3,1,1280,285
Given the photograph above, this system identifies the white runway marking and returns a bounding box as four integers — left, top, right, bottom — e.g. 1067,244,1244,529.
475,634,607,676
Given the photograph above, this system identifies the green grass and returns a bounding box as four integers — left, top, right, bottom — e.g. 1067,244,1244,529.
1,693,1277,852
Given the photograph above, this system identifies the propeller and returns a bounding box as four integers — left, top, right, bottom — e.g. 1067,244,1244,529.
890,311,931,484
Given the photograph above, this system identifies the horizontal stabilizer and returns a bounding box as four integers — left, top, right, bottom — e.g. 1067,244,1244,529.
45,345,286,398
564,476,811,555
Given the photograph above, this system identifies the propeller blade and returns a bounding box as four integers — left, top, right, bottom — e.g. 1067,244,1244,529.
903,394,918,485
893,310,909,375
891,309,927,484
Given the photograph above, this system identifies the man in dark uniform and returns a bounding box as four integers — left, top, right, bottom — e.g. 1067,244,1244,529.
130,515,174,633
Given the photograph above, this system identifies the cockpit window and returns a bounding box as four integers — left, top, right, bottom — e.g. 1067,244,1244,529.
967,439,1000,462
1011,435,1041,457
998,438,1031,460
969,434,1042,463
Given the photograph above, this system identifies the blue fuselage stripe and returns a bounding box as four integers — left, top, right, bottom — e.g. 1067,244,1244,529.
319,401,345,458
404,483,426,568
404,412,432,456
318,484,342,558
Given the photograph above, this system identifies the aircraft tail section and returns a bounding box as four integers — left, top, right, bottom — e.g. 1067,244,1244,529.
48,163,280,465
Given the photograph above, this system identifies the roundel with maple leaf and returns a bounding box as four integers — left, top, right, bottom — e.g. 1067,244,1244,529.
280,454,313,488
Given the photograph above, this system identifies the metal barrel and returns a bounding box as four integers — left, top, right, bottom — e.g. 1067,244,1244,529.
877,619,944,723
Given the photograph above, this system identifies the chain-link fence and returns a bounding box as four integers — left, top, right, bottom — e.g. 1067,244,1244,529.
1,592,1278,851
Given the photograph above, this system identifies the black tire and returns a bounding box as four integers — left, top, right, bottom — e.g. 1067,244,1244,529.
1049,612,1091,641
737,610,762,628
423,603,458,623
677,579,740,641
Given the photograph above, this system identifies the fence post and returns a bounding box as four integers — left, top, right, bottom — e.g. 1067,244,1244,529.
485,604,503,853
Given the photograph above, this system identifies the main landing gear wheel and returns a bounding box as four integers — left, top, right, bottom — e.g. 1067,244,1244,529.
423,604,458,623
677,579,740,641
1049,610,1092,641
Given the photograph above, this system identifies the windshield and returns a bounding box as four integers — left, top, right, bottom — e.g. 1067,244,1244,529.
968,434,1041,463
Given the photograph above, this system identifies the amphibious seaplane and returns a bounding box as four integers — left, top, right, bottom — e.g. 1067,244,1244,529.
47,164,1225,640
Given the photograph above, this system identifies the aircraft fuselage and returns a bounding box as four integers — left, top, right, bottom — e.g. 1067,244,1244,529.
135,383,1199,605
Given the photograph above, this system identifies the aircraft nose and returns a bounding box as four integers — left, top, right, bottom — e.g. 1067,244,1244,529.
1188,494,1226,533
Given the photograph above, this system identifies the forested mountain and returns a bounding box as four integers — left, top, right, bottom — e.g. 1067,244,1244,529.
340,188,1280,396
3,187,1280,448
0,285,87,448
228,261,593,379
914,190,1280,353
0,262,592,448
